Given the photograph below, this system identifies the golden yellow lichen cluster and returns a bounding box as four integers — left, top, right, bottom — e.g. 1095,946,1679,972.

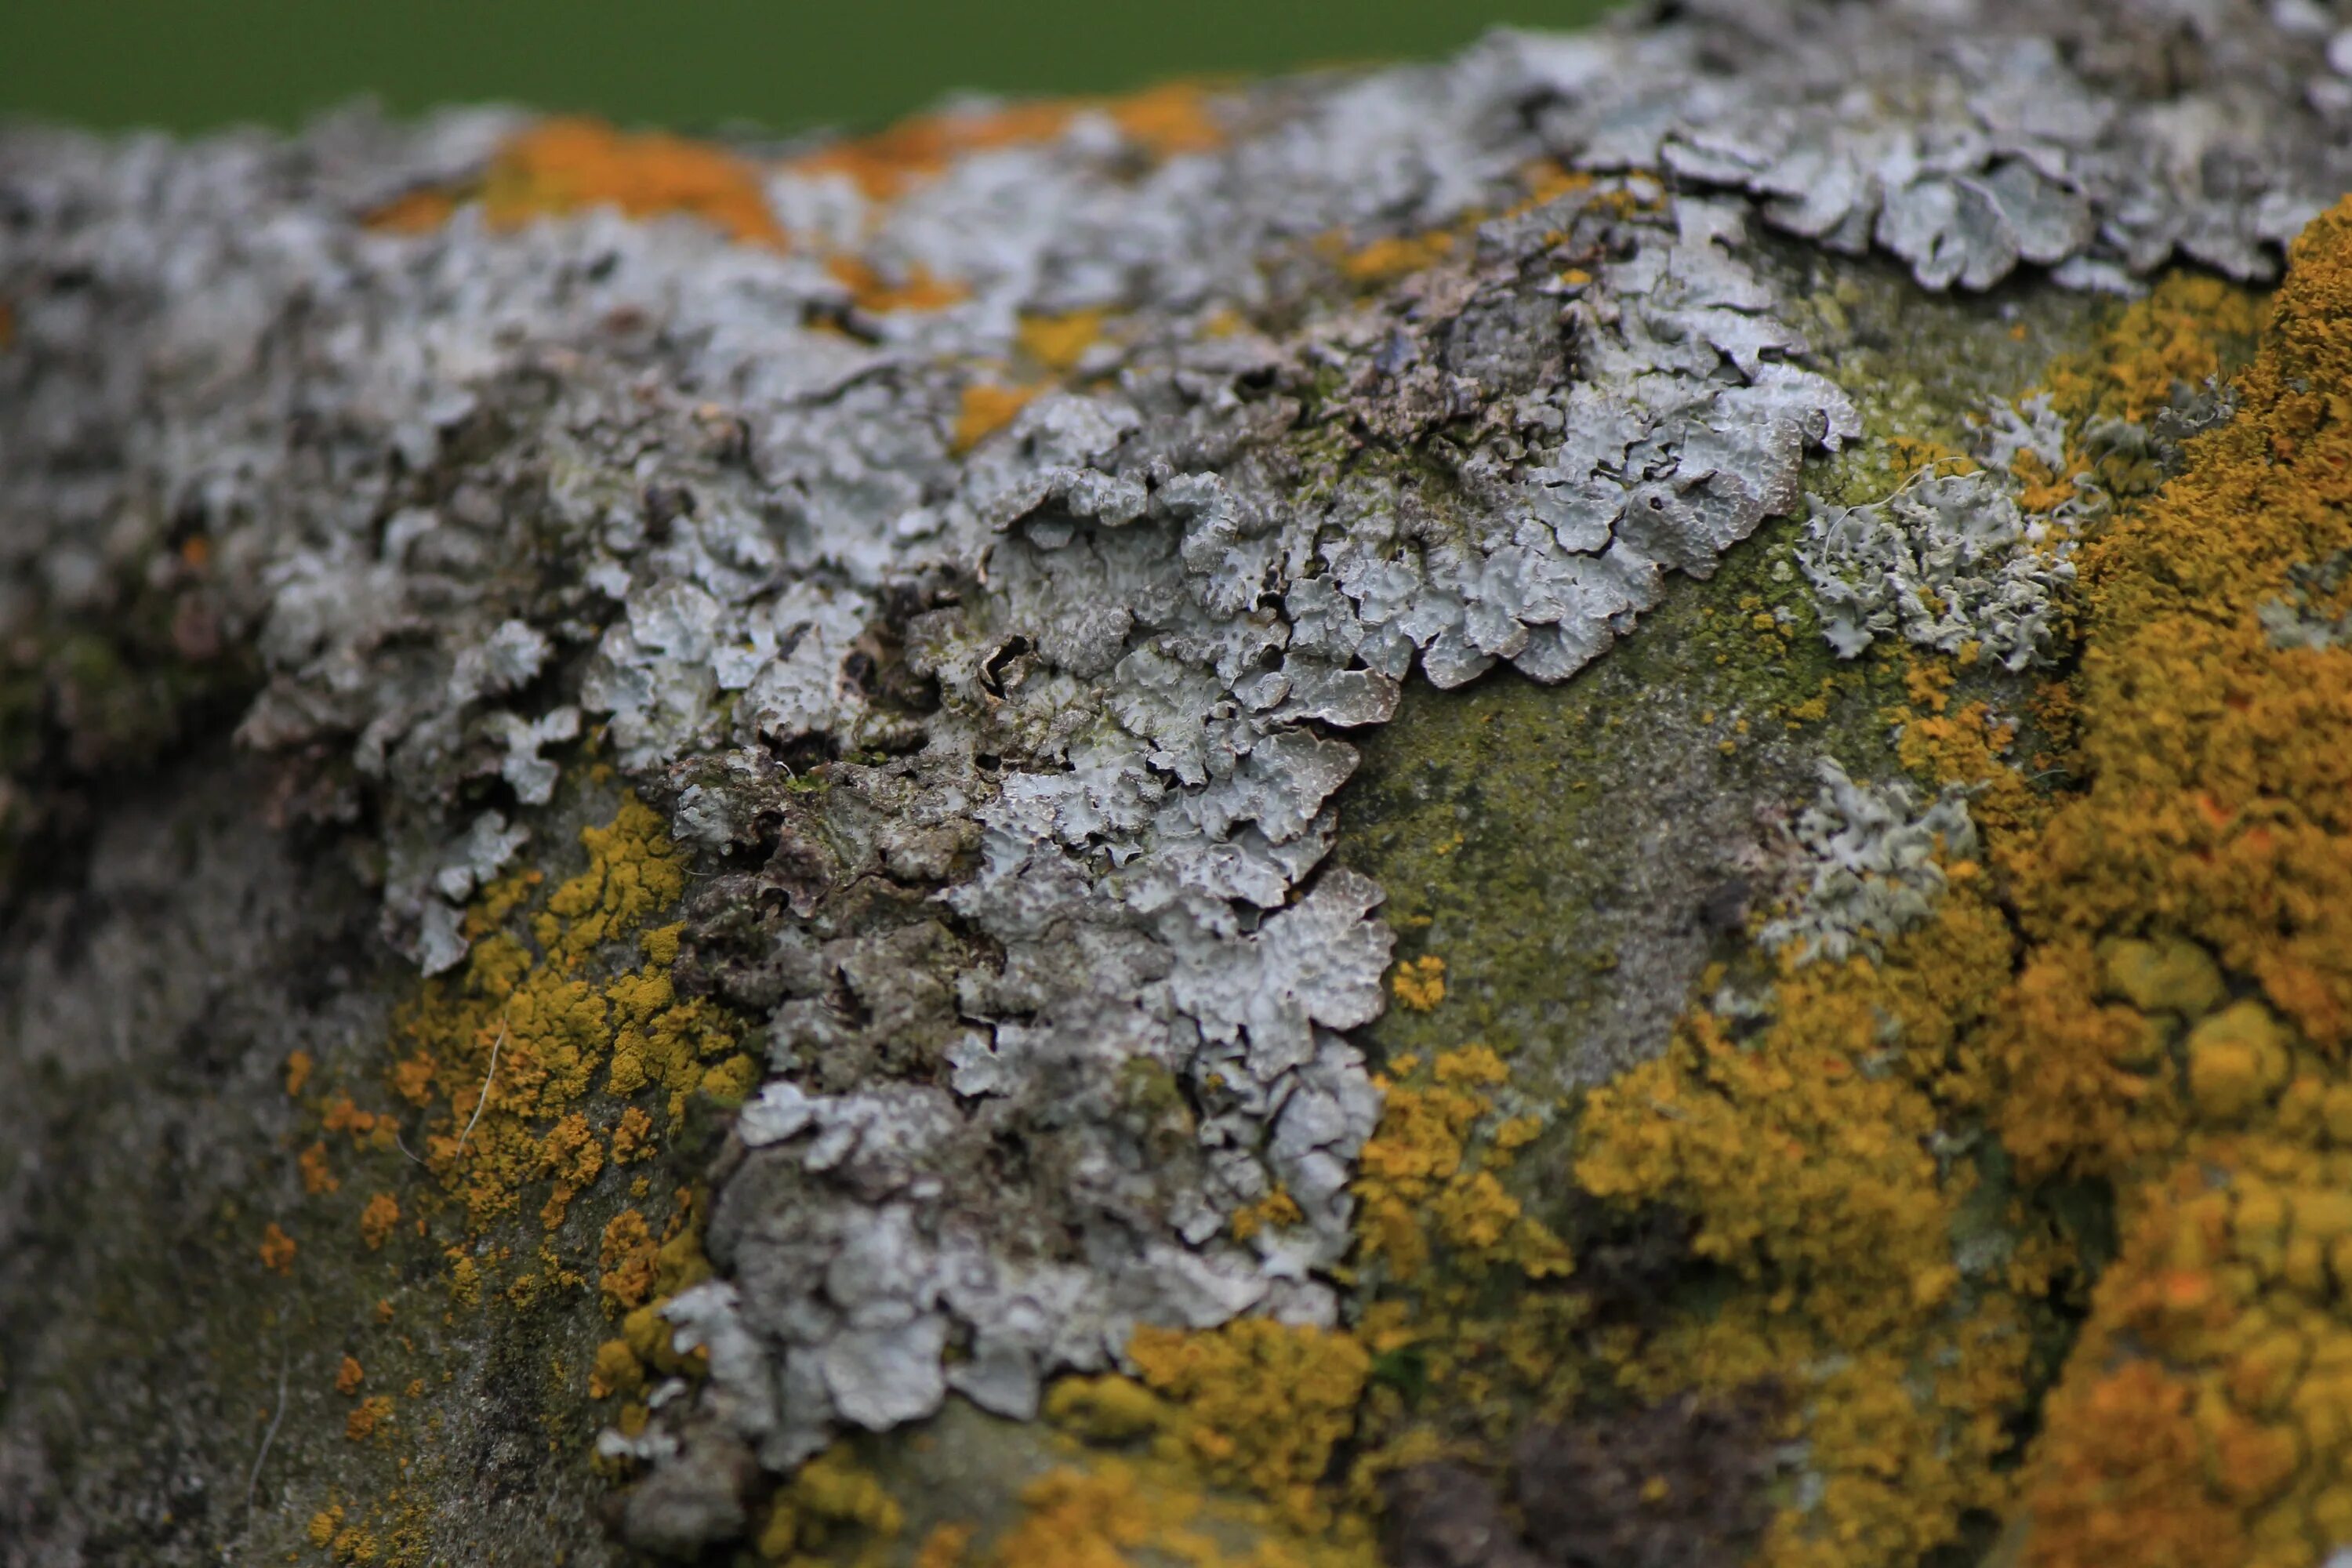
1575,892,2035,1566
755,1446,909,1565
1987,198,2352,1568
368,118,782,245
1126,1319,1374,1532
1354,1046,1570,1293
381,797,749,1241
1389,955,1446,1013
1559,201,2352,1568
274,794,740,1560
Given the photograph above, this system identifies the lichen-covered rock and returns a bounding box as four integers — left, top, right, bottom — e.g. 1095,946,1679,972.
5,2,2351,1565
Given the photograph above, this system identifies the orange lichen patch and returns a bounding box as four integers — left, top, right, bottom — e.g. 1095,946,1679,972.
336,1355,365,1396
914,1521,978,1568
1354,1047,1570,1287
790,80,1224,205
1574,872,2029,1566
285,1049,314,1098
1335,229,1457,285
477,118,784,246
299,1141,340,1196
976,1450,1379,1568
984,1464,1156,1567
534,1112,605,1229
1508,159,1595,215
791,100,1080,201
1229,1188,1305,1243
588,1338,645,1401
259,1221,298,1276
361,187,459,235
307,1506,342,1548
755,1445,906,1561
1104,80,1226,158
1128,1319,1371,1530
826,254,970,314
953,382,1040,453
2042,273,2271,429
388,797,735,1232
1389,954,1446,1012
598,1208,658,1310
1891,683,2043,851
1016,307,1107,372
322,1095,383,1145
609,1105,655,1163
1973,198,2352,1568
359,1192,401,1251
344,1395,394,1443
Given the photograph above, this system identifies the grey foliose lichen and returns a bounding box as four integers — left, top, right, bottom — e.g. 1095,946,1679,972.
4,0,2342,1540
1797,392,2078,668
1527,0,2352,292
1759,758,1980,965
2261,550,2352,650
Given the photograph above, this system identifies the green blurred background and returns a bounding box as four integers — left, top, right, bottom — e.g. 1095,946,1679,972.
6,0,1627,136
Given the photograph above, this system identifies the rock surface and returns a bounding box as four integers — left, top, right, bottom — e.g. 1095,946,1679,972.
2,2,2346,1564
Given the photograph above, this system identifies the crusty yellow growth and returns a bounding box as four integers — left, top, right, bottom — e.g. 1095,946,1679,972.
1017,308,1107,372
1335,230,1456,285
1045,1374,1174,1444
1576,884,2030,1568
480,118,784,245
344,1395,394,1443
598,1208,657,1308
952,383,1040,453
755,1445,905,1563
368,118,786,246
1982,198,2352,1568
985,1465,1156,1568
1101,81,1225,158
587,1338,645,1401
1128,1319,1371,1529
1389,955,1446,1012
336,1356,365,1396
358,1192,399,1250
390,797,739,1232
791,100,1083,201
1354,1047,1570,1286
2011,272,2275,510
2042,273,2271,428
300,1142,339,1196
259,1221,297,1276
825,254,971,315
285,1049,314,1098
979,1457,1375,1568
1229,1188,1305,1244
914,1522,977,1568
789,81,1221,202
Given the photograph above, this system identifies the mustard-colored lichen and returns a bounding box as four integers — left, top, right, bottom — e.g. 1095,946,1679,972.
1127,1319,1372,1531
259,1221,297,1276
1388,954,1446,1012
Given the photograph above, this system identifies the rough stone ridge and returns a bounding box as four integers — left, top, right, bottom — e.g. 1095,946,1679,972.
4,0,2349,1548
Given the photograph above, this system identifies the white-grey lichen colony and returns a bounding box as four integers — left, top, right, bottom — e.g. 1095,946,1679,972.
1797,395,2077,670
1758,758,1980,966
4,0,2348,1544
